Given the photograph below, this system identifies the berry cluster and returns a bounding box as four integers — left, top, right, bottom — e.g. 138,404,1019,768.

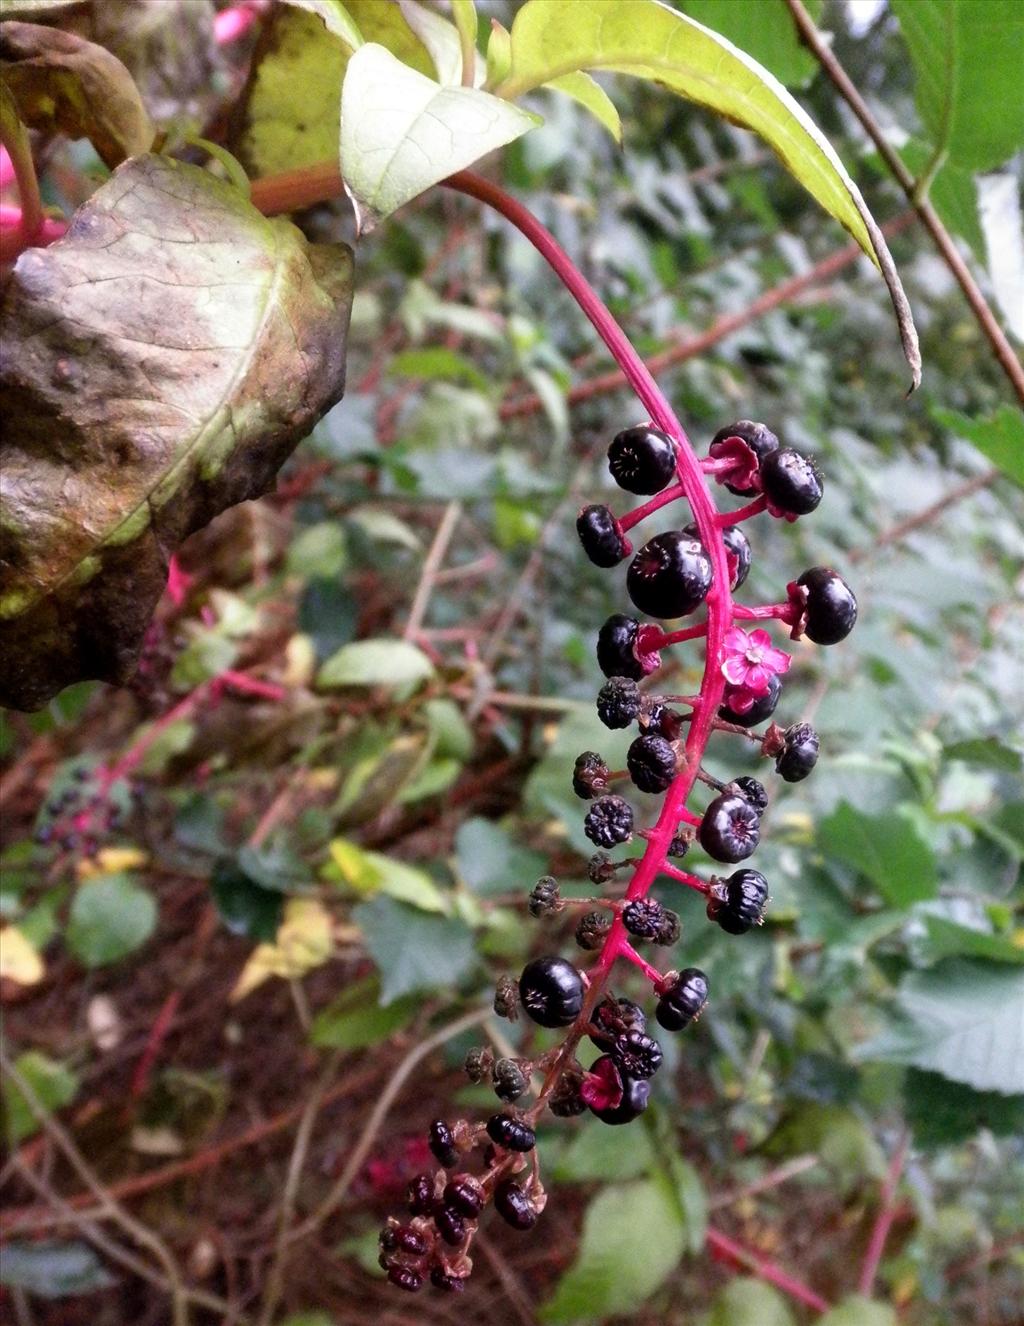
380,417,857,1292
32,767,134,858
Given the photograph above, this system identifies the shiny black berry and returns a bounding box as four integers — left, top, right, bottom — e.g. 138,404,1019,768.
761,448,823,517
588,1059,651,1125
443,1174,485,1218
612,1029,664,1079
428,1120,458,1167
597,614,659,681
430,1267,466,1293
608,424,677,494
388,1265,423,1292
707,869,770,934
493,1058,529,1103
486,1114,536,1152
573,750,610,800
795,567,857,645
407,1173,436,1216
730,776,768,815
699,793,761,862
627,734,677,793
518,956,584,1028
710,420,780,495
584,795,634,848
622,897,666,940
627,532,713,619
683,521,751,591
597,676,642,729
528,875,561,917
494,1179,537,1230
394,1225,429,1256
577,504,630,567
655,967,709,1031
576,909,612,951
775,722,820,782
719,673,782,727
434,1206,466,1245
589,996,646,1051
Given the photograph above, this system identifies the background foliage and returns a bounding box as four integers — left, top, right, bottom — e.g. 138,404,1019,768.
1,1,1022,1323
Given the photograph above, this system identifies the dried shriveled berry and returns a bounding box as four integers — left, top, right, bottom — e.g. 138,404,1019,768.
589,996,646,1051
573,750,611,800
667,835,689,859
707,869,770,934
584,795,634,848
463,1046,493,1083
549,1067,587,1117
493,975,520,1021
597,675,643,729
518,956,584,1028
428,1120,459,1168
622,897,666,941
612,1029,664,1079
587,851,618,884
576,909,612,951
729,775,768,815
655,909,681,946
493,1058,529,1103
407,1174,436,1216
529,875,562,917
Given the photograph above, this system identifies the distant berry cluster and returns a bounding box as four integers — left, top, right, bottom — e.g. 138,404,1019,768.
379,418,857,1293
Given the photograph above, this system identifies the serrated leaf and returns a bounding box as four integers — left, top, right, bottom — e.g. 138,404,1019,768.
707,1278,797,1326
0,1241,114,1299
819,1297,897,1326
317,638,435,690
892,0,1024,172
339,42,540,231
857,959,1024,1094
67,874,157,968
818,801,937,906
353,894,476,1003
933,405,1024,489
0,20,153,168
0,154,353,711
493,0,918,384
310,975,419,1049
2,1051,78,1146
540,1179,686,1322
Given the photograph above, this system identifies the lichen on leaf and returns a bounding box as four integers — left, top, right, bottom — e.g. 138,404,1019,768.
0,154,354,710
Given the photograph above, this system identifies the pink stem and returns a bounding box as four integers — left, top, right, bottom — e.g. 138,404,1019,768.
676,808,703,828
642,621,709,649
618,482,685,532
707,1226,831,1314
443,168,734,1034
858,1129,909,1295
717,495,767,526
218,670,286,702
99,687,208,791
619,943,664,985
660,863,709,893
733,602,793,623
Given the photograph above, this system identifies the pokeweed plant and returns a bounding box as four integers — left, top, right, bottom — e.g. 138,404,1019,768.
1,0,921,1306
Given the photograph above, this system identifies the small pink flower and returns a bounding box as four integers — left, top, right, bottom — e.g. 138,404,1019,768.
580,1057,624,1112
721,627,791,696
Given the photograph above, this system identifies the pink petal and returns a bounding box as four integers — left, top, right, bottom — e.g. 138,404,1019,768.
748,629,774,651
726,687,756,714
764,646,791,675
722,655,750,685
744,665,772,695
723,627,750,655
580,1059,623,1111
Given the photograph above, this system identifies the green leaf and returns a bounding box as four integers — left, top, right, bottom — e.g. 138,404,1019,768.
913,912,1024,967
896,140,985,261
286,523,348,580
683,0,822,88
280,0,363,50
552,1116,656,1182
0,19,153,168
454,817,546,898
2,1051,78,1146
389,346,489,388
493,0,919,385
892,0,1024,172
316,638,435,690
857,959,1024,1094
209,859,285,941
903,1067,1024,1149
540,1179,685,1321
353,895,476,1003
545,71,622,142
0,1241,114,1299
932,405,1024,488
339,42,540,231
706,1278,797,1326
398,0,467,85
818,801,937,906
764,1103,884,1192
67,874,157,967
944,737,1023,773
819,1297,896,1326
0,155,353,712
310,975,419,1049
237,841,313,893
326,837,448,912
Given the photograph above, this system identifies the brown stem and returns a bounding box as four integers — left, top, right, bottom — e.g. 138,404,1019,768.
783,0,1024,406
706,1226,831,1314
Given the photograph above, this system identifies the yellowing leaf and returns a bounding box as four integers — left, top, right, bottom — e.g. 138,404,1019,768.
0,926,44,986
76,846,148,879
325,837,448,912
230,898,335,1001
545,71,622,143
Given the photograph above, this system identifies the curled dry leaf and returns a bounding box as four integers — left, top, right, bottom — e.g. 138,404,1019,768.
0,20,154,168
0,153,354,711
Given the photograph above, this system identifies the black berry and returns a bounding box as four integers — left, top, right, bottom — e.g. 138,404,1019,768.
428,1120,459,1168
443,1174,485,1218
608,424,677,493
642,703,684,741
597,614,659,681
577,504,629,567
655,909,681,946
549,1067,587,1117
597,676,642,729
655,968,709,1031
667,835,689,859
589,996,646,1051
387,1265,423,1292
573,750,610,800
430,1267,466,1293
626,734,677,793
710,420,780,495
760,448,823,517
612,1029,664,1079
493,1058,529,1103
683,521,751,591
584,795,634,848
529,875,562,917
775,722,820,782
719,673,782,727
794,567,857,645
588,1059,651,1125
407,1174,436,1216
394,1225,429,1256
622,897,666,940
699,793,761,862
575,909,612,950
518,956,584,1028
627,532,713,619
707,869,770,934
587,851,618,884
486,1114,536,1152
494,1179,537,1230
729,775,768,815
434,1206,466,1245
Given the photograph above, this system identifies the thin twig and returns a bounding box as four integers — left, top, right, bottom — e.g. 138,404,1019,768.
708,1154,820,1210
404,501,463,640
706,1225,831,1314
849,468,1000,563
858,1128,909,1296
784,0,1024,406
